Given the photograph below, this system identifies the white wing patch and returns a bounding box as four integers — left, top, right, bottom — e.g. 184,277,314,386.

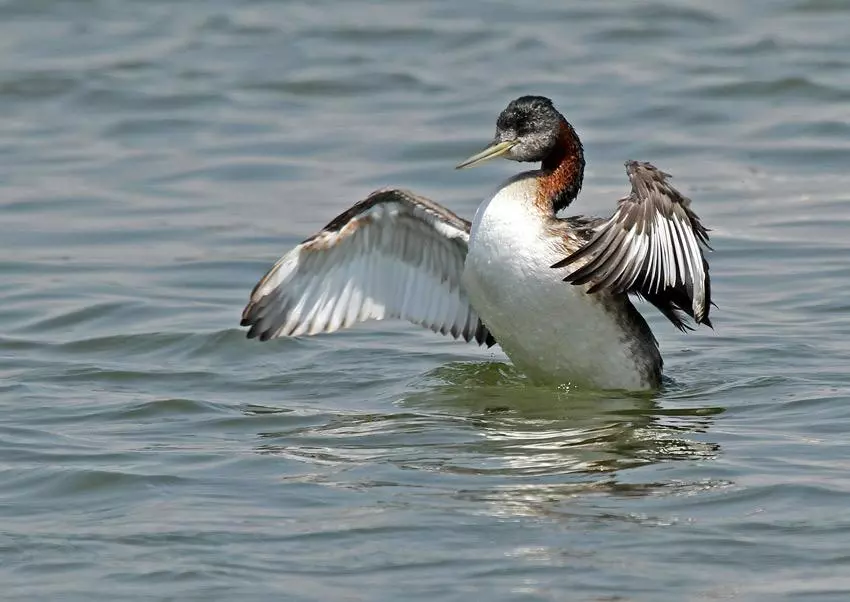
242,189,494,346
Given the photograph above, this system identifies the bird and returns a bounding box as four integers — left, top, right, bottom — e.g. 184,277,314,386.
240,95,712,390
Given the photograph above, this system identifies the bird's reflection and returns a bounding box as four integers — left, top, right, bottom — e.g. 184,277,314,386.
401,361,725,515
249,359,725,519
411,361,720,459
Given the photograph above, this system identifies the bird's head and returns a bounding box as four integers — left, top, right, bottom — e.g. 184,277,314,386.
456,96,565,169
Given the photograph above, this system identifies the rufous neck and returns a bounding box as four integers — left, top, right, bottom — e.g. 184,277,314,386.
538,121,585,213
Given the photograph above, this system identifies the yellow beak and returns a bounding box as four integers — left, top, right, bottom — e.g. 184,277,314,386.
455,139,517,169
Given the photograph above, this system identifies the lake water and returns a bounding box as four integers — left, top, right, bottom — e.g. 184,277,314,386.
2,0,850,600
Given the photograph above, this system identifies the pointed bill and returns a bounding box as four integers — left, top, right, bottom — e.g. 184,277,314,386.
455,140,517,169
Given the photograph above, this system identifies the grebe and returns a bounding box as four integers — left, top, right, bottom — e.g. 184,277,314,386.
241,96,712,390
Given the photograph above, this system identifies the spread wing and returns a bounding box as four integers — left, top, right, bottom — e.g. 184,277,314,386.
553,161,712,331
241,188,495,346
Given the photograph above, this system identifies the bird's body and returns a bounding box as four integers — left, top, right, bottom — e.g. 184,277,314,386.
241,96,712,391
462,173,661,389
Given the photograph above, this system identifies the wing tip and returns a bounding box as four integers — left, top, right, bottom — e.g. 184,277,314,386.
241,297,280,342
242,316,279,342
245,320,262,340
624,159,671,180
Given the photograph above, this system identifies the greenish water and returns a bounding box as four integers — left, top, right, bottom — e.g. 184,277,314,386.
2,0,850,600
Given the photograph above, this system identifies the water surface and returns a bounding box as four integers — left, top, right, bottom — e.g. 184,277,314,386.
2,0,850,600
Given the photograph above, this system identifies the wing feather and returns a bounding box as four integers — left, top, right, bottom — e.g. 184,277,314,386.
241,188,496,346
553,161,712,330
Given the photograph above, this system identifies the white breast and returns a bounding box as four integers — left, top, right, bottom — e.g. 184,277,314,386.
462,176,657,390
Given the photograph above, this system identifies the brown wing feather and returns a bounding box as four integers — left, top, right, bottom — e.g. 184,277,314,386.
553,161,712,330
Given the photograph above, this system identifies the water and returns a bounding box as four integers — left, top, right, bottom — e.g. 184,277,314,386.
2,0,850,599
